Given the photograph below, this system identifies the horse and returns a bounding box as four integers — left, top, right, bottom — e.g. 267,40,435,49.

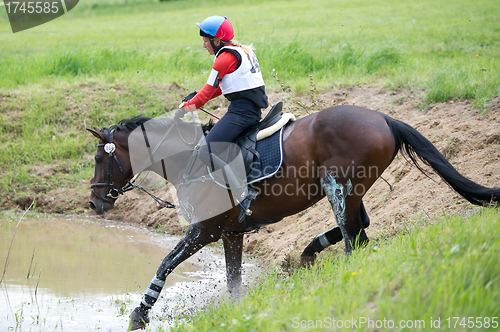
87,105,499,330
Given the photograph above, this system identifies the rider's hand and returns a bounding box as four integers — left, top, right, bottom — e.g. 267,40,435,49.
182,91,197,102
174,108,186,121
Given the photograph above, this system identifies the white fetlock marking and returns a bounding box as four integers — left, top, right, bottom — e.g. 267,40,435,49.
318,233,330,248
145,288,160,299
150,275,165,288
141,300,152,308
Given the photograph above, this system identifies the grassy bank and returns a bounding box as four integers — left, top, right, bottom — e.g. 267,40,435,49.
1,0,499,103
0,82,177,202
0,0,499,202
168,208,500,331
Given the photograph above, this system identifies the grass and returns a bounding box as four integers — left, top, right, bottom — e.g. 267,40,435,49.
0,81,178,199
0,0,499,96
168,208,500,331
0,1,498,199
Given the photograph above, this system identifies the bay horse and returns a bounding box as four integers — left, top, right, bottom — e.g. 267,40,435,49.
87,105,499,330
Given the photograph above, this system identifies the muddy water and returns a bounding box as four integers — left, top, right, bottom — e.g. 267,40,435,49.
0,217,234,331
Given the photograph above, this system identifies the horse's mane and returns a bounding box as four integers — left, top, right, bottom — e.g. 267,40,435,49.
108,115,152,132
102,115,215,137
109,114,215,135
202,119,215,135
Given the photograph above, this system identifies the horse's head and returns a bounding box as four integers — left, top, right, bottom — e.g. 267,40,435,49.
86,116,151,215
87,114,214,217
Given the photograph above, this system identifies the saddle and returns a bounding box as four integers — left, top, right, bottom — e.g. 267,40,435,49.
179,101,294,231
235,101,288,176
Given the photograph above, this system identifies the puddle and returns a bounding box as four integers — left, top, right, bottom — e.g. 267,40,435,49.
0,216,253,331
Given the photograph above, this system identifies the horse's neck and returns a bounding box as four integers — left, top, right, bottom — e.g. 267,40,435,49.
128,120,204,183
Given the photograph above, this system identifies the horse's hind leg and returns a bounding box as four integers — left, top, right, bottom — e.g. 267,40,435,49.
321,171,354,254
360,200,370,228
300,226,342,266
300,200,369,267
321,171,368,255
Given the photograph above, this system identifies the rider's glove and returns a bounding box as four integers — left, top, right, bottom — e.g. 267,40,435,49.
182,91,197,102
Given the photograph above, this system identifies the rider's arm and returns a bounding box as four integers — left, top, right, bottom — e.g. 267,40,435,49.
182,51,238,111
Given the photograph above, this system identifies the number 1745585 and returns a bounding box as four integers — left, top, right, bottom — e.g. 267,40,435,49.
5,2,59,14
446,317,498,329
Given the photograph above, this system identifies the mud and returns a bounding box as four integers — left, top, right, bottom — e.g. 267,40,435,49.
0,216,256,331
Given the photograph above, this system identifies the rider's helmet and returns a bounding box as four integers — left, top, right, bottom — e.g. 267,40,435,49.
197,16,234,41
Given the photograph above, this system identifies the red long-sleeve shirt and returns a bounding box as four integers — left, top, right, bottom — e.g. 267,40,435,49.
182,51,238,112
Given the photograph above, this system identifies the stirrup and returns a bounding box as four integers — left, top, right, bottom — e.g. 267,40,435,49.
238,187,259,222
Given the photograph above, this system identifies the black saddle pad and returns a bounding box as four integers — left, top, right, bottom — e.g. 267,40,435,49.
247,127,284,184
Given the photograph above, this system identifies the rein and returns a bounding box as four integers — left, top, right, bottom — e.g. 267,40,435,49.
90,128,176,209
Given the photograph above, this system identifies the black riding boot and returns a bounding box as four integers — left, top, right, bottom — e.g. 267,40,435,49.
206,153,260,221
238,185,259,222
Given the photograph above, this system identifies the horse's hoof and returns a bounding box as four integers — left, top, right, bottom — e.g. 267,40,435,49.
300,255,315,268
128,306,150,331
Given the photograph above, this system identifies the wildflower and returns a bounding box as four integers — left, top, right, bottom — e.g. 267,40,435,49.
352,272,358,276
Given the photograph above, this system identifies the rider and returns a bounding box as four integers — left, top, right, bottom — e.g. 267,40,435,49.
176,15,269,220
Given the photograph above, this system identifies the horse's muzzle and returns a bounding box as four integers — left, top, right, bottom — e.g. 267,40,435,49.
89,198,114,215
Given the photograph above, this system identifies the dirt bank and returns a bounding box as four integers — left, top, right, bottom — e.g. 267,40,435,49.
7,87,500,268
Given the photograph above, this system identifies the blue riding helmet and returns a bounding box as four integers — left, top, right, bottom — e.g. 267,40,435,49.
196,16,234,41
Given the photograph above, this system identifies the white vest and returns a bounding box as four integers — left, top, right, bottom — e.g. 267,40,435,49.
216,46,265,95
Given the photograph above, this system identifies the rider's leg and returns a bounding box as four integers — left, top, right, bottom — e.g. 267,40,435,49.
202,99,262,145
199,99,261,217
201,148,249,200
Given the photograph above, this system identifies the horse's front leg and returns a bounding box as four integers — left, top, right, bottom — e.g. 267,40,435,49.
129,222,222,331
221,231,244,299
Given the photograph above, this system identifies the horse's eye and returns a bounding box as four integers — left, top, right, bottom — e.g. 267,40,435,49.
95,156,103,164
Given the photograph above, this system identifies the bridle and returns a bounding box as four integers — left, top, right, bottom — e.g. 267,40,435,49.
90,129,135,205
90,128,176,208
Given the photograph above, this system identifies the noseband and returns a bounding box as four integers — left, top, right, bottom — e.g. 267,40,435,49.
90,129,134,205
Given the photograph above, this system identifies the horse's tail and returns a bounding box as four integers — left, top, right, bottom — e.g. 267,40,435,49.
385,115,499,206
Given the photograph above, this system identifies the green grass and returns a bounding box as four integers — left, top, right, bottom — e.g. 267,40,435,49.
168,208,500,331
0,0,499,99
0,80,183,197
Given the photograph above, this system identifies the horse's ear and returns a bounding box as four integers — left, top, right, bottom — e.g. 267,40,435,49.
86,128,104,140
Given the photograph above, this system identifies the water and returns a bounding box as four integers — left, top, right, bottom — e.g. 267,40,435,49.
0,216,232,331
